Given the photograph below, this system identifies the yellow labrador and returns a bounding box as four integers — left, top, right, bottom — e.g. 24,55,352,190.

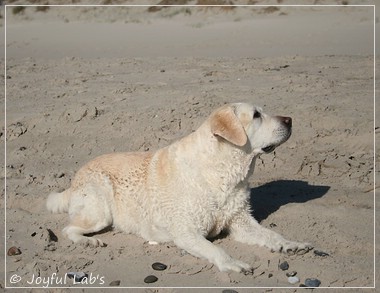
47,103,312,273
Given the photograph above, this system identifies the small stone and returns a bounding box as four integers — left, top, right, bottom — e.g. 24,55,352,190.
268,273,273,278
31,232,37,237
286,271,297,277
288,276,300,284
56,173,65,178
109,280,121,286
279,261,289,271
7,246,21,256
305,278,321,287
314,250,329,257
47,229,58,242
67,272,88,282
152,262,167,271
144,275,158,284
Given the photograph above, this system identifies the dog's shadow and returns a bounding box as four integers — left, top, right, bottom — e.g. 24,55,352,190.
250,180,330,223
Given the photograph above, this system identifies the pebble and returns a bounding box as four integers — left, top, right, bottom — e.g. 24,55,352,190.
286,271,297,277
288,276,300,284
144,275,158,284
152,262,167,271
109,280,121,286
279,261,289,271
305,278,321,287
67,272,88,282
47,229,58,242
314,250,329,257
7,246,21,256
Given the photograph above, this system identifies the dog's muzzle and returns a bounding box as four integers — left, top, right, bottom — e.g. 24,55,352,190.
262,116,292,153
262,145,277,153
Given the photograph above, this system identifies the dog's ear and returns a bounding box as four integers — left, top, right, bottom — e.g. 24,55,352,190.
210,106,247,147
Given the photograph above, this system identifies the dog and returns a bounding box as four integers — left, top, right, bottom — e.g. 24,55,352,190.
46,102,312,273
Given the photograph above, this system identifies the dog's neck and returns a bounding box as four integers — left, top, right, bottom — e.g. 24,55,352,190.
171,124,258,191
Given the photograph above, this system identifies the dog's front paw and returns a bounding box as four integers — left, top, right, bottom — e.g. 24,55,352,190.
271,240,313,255
216,258,253,274
286,241,313,255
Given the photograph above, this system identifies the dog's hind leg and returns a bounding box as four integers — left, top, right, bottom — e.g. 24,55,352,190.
63,215,111,247
63,177,113,247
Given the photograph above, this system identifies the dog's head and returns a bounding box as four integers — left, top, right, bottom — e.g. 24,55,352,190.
210,103,292,154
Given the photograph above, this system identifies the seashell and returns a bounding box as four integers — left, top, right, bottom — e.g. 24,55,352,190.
7,246,21,256
286,271,297,277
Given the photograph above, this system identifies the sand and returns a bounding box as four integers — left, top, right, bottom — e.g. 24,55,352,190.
2,1,378,292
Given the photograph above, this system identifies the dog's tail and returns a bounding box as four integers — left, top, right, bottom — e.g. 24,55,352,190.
46,189,72,213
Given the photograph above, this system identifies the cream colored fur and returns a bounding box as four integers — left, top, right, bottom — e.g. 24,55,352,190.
46,103,312,273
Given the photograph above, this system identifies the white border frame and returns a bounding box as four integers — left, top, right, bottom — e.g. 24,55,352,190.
3,3,376,290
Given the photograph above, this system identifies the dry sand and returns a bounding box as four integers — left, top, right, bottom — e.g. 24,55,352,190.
2,1,379,292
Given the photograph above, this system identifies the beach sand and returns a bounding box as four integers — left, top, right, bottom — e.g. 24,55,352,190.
2,1,378,291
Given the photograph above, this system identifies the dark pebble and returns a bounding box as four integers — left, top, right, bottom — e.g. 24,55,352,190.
314,250,329,257
144,275,158,284
57,173,65,178
305,278,321,287
47,229,58,242
31,232,37,237
109,280,121,286
7,246,21,256
268,273,273,278
67,272,88,282
152,262,167,271
222,290,239,293
279,261,289,271
286,271,297,277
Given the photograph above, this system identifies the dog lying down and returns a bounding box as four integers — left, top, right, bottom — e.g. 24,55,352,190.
47,102,312,273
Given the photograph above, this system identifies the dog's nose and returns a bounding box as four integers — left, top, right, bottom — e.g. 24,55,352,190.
278,116,292,128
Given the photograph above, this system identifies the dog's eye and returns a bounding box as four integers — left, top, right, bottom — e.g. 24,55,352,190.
253,110,261,119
